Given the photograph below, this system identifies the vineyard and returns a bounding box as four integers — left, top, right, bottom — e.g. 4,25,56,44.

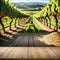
0,0,60,47
0,0,60,59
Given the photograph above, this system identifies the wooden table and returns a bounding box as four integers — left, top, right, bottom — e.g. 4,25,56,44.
0,47,60,60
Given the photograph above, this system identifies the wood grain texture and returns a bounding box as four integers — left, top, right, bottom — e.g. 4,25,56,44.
9,33,54,47
0,47,60,59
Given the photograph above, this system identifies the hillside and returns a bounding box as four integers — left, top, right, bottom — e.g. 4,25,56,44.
13,2,46,10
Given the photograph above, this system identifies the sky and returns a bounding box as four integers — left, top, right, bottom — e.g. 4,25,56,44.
9,0,49,3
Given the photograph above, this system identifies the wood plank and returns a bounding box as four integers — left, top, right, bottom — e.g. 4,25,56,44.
0,47,8,58
0,47,3,50
7,47,28,58
33,33,52,47
10,33,24,46
29,47,60,59
0,47,60,59
20,33,28,46
34,33,41,46
16,33,25,46
34,33,45,46
28,33,34,46
0,47,13,58
50,47,60,58
28,47,51,58
45,47,58,58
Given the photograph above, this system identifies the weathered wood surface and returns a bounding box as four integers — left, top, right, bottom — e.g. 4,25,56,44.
0,32,58,47
0,47,60,59
8,33,54,47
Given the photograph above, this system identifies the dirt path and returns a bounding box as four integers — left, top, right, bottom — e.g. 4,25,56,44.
35,17,60,46
35,18,54,32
